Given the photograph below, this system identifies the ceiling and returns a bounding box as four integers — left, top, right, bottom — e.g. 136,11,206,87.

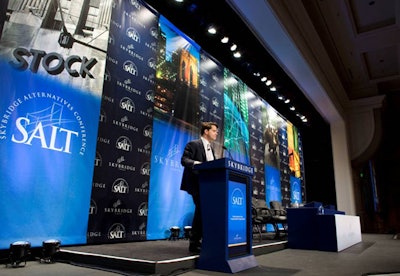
144,0,400,129
302,0,400,100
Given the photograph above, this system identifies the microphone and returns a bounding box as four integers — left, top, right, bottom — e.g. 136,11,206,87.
222,146,234,160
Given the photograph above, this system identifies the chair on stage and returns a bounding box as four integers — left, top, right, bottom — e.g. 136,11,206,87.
252,198,278,241
269,200,288,238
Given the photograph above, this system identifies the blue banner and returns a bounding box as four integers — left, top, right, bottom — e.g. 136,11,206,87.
290,175,302,205
265,164,282,204
0,63,102,248
0,0,108,249
147,118,195,239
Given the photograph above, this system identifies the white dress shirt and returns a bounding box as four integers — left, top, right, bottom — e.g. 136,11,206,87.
201,137,214,161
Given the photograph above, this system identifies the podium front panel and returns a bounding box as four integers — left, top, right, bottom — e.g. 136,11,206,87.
227,172,251,258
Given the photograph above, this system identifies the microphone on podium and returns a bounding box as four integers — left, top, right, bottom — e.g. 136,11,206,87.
222,146,234,160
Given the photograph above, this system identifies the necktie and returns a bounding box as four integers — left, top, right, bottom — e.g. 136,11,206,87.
206,143,214,161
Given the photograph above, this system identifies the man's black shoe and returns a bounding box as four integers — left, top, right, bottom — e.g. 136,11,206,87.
189,244,201,254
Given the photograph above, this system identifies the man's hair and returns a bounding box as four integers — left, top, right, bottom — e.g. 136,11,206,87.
201,121,218,135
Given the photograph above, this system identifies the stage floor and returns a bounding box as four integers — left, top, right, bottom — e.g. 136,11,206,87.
57,235,287,275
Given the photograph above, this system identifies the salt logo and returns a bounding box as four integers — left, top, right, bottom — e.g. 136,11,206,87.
112,178,129,194
89,199,97,215
140,162,150,176
147,58,156,69
137,202,148,216
108,223,126,239
150,27,159,39
116,136,132,152
199,102,207,113
143,125,152,138
129,0,141,9
94,151,102,167
126,27,140,43
120,97,135,112
123,60,138,76
231,188,244,206
12,118,78,154
145,90,154,102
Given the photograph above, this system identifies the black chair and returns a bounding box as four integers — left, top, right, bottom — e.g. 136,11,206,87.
269,200,288,238
252,198,277,241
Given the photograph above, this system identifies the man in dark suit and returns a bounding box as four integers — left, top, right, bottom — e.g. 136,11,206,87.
180,122,219,253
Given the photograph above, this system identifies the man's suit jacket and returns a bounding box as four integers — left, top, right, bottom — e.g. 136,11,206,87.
180,139,215,196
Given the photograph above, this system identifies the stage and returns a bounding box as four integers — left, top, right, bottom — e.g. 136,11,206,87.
55,235,287,275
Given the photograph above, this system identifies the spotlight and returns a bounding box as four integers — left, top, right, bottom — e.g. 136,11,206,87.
207,26,217,34
183,226,192,239
8,241,31,268
233,51,241,58
169,226,181,240
221,36,229,43
230,44,237,51
41,239,61,263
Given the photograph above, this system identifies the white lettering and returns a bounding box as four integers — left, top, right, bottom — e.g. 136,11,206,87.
11,117,78,153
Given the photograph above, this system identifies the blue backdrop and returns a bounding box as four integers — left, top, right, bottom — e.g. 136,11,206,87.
147,118,195,239
0,62,101,248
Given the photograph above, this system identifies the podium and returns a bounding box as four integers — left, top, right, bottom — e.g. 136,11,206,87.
194,158,257,273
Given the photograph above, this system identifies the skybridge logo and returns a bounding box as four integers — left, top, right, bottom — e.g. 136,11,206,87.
1,93,87,155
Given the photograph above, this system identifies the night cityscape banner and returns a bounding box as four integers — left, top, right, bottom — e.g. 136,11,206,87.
148,14,204,239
